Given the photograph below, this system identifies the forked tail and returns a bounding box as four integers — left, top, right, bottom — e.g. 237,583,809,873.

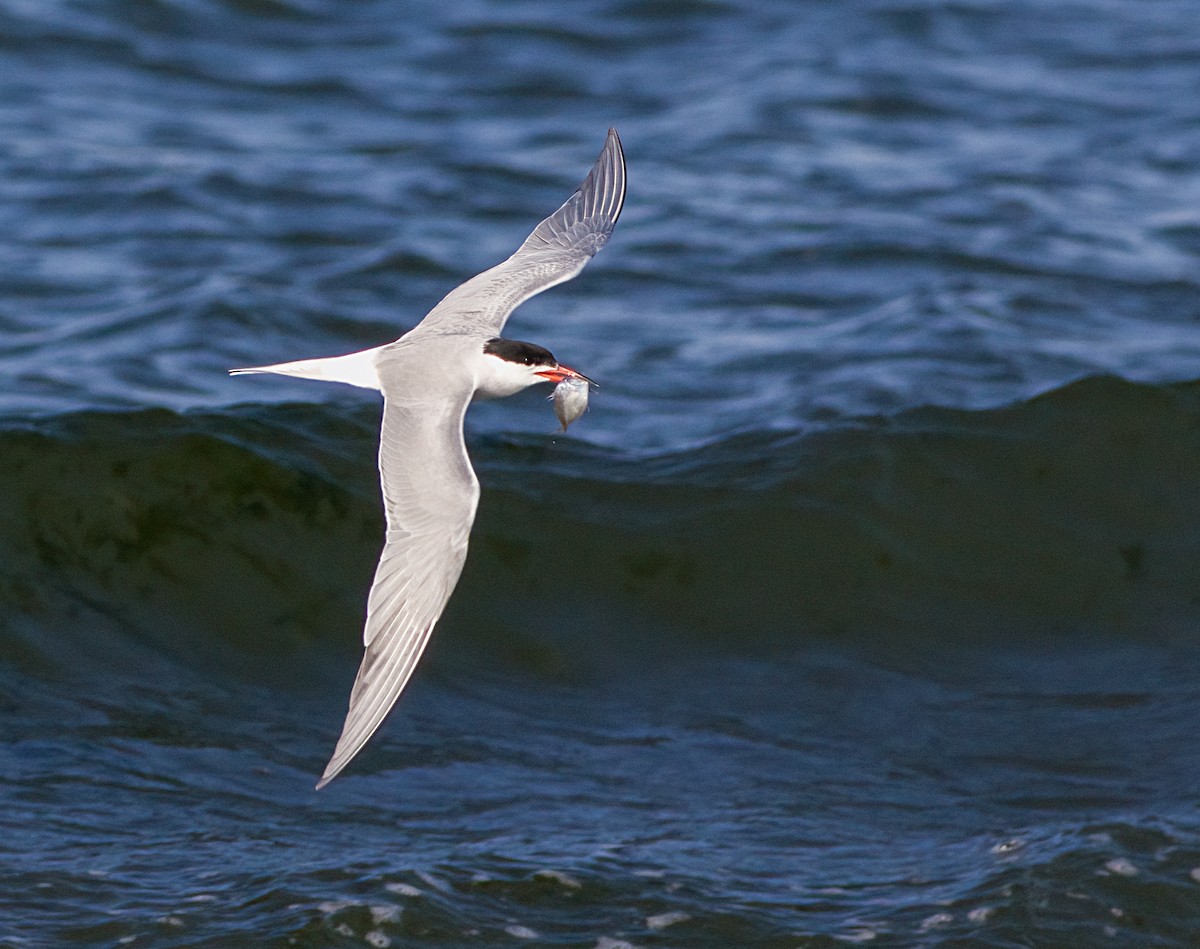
229,346,385,391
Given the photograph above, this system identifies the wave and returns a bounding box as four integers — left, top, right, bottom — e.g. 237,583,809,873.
3,374,1200,688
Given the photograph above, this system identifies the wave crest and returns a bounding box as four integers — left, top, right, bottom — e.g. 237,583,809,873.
3,375,1200,687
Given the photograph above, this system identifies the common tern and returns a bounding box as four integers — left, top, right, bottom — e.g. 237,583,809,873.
232,129,625,787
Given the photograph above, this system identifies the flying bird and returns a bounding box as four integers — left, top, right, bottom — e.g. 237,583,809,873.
232,129,625,787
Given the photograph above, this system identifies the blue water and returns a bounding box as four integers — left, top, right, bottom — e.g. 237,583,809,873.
4,0,1200,945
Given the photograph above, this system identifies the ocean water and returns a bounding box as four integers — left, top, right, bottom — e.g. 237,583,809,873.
4,0,1200,945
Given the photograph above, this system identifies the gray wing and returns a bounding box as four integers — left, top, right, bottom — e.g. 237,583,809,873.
412,127,626,338
316,381,478,788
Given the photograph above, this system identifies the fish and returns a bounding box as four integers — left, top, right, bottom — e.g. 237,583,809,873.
552,376,591,431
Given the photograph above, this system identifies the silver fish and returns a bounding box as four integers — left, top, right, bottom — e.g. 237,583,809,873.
552,376,590,431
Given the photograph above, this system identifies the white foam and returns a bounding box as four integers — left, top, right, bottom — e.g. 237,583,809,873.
535,869,582,889
1103,858,1138,877
646,911,690,930
370,905,402,925
919,912,953,931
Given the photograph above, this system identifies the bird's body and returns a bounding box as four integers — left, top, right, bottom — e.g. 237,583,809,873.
232,129,625,787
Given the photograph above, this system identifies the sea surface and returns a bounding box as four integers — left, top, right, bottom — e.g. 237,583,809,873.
4,0,1200,946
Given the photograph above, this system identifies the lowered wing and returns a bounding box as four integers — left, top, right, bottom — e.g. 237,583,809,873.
316,376,478,788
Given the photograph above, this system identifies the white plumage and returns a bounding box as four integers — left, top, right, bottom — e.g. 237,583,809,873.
232,129,626,787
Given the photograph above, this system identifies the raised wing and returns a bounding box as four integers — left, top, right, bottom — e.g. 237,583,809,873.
412,127,626,338
316,378,479,788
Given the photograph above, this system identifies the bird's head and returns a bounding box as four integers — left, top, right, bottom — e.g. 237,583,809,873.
478,337,591,398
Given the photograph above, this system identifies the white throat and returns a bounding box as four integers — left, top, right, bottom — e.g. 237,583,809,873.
473,351,549,400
